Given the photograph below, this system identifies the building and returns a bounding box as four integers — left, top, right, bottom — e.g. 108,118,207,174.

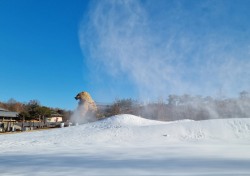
45,113,63,123
0,107,19,121
0,108,19,132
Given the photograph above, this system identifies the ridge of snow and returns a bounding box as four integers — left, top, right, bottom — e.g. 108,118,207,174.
89,114,169,128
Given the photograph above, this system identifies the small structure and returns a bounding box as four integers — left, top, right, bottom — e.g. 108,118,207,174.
0,107,19,132
0,107,19,121
45,113,63,123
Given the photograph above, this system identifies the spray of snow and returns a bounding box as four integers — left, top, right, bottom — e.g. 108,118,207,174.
79,0,250,99
70,103,96,124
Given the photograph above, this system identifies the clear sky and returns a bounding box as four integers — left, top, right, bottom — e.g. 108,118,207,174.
1,0,250,110
0,0,90,110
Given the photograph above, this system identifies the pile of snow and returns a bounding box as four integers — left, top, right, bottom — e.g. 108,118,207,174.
1,114,250,176
82,114,250,143
90,114,169,128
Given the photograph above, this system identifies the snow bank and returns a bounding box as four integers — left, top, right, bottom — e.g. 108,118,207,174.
91,114,168,128
1,115,250,176
84,114,250,143
1,115,250,147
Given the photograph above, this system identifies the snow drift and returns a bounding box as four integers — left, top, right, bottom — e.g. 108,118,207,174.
1,115,250,176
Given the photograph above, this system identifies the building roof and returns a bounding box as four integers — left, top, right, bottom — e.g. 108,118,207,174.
0,107,8,111
0,108,19,118
51,113,63,117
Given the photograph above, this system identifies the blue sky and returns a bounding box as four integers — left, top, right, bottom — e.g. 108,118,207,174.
0,0,91,109
1,0,250,110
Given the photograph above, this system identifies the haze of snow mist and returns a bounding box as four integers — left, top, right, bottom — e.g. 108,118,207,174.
79,0,250,100
71,103,96,124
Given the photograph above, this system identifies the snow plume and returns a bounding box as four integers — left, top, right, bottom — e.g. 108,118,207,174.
71,103,96,124
79,0,250,100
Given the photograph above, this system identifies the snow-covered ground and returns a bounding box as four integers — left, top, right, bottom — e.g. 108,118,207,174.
1,114,250,175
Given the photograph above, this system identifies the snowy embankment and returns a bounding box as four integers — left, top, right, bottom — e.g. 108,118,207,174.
1,114,250,176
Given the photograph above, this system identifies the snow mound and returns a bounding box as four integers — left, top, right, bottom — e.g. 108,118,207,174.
85,115,250,143
89,114,167,128
154,117,250,142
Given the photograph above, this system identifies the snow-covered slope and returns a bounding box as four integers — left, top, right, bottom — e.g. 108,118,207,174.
76,114,250,144
1,114,250,176
92,114,169,127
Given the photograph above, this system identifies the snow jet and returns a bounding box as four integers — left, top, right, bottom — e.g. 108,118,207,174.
71,92,97,124
79,0,250,100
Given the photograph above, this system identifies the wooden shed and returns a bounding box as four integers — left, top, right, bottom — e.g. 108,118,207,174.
0,107,19,132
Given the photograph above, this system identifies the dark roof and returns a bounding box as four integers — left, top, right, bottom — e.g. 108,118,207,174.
0,108,19,118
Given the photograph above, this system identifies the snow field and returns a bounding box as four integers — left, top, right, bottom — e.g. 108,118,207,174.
0,114,250,175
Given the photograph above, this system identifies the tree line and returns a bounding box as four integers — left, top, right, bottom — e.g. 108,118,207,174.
0,99,72,121
1,90,250,122
99,91,250,121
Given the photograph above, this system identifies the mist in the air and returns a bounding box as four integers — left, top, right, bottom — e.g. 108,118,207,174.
71,102,97,124
79,0,250,105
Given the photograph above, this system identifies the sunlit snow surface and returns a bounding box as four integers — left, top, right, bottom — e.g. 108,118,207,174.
1,114,250,176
